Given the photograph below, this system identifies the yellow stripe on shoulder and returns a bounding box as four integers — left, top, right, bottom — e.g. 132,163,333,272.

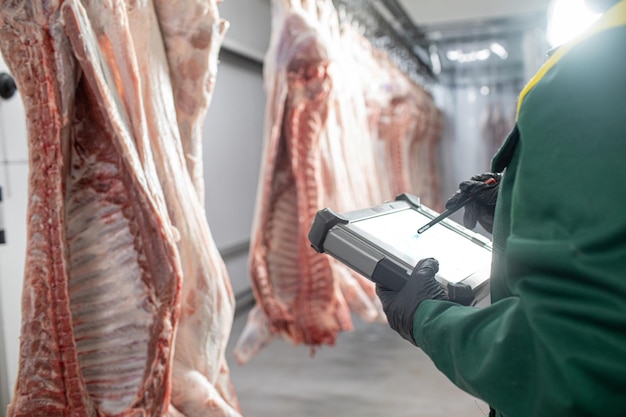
516,0,626,119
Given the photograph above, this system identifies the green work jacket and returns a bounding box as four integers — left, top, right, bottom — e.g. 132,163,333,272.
412,2,626,416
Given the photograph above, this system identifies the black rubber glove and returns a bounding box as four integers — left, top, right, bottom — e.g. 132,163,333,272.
445,172,501,233
376,258,448,346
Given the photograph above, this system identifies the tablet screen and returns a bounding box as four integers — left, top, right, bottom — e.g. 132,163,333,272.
350,208,491,284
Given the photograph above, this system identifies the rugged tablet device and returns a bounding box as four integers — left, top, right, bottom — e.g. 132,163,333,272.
308,194,492,306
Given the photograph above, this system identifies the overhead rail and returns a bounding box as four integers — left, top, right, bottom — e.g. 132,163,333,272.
333,0,437,84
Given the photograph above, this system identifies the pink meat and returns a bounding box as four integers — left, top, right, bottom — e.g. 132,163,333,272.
153,0,229,203
408,95,444,210
247,8,352,347
1,0,239,416
0,2,181,416
234,0,443,364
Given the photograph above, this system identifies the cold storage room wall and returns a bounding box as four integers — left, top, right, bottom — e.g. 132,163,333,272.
202,0,271,303
426,15,548,232
202,50,266,300
0,1,271,410
0,54,28,412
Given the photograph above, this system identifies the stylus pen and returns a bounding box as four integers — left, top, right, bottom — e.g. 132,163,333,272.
417,177,497,234
416,196,471,234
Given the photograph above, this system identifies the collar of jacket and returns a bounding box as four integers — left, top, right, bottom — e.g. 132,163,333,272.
515,0,626,119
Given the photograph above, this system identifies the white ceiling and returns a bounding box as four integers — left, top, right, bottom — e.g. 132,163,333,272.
398,0,552,26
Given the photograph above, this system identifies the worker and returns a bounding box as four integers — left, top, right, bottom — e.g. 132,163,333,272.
375,1,626,416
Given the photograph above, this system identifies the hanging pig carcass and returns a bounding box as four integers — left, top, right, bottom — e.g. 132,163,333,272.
0,0,240,416
233,0,353,363
234,0,444,364
233,0,390,364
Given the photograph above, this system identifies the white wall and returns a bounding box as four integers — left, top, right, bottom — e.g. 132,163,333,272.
220,0,271,62
203,0,271,298
0,54,28,412
202,52,266,296
203,0,271,297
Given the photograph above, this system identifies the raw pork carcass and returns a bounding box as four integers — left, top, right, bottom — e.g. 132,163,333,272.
0,0,240,416
153,0,228,204
234,0,443,364
370,58,418,198
376,67,443,210
234,0,383,364
317,24,391,324
346,26,442,209
0,2,181,416
408,94,444,210
235,0,354,363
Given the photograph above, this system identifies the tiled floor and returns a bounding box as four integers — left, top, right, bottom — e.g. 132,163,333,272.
226,307,489,417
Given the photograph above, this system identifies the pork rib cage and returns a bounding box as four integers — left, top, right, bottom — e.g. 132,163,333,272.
0,0,241,416
234,0,442,364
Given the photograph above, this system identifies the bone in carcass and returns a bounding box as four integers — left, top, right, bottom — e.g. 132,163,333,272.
64,1,241,415
233,0,355,364
374,66,420,198
153,0,228,204
234,0,443,363
378,71,443,210
345,27,443,209
408,95,444,210
233,0,390,364
0,0,240,416
317,25,392,324
107,1,240,413
0,2,181,415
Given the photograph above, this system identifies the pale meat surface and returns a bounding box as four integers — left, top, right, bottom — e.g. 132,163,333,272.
0,2,181,416
0,0,239,416
234,0,368,364
245,0,353,351
153,0,228,203
235,0,442,363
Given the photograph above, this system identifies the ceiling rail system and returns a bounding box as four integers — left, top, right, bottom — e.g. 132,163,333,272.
333,0,437,84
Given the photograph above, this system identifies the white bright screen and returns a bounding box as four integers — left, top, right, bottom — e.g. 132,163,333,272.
351,209,491,284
